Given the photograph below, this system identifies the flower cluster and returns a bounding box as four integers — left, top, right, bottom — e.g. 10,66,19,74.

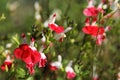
82,0,111,45
49,55,76,79
82,17,110,45
14,34,47,74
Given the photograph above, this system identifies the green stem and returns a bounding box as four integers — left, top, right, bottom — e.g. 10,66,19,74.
64,0,72,16
73,34,87,65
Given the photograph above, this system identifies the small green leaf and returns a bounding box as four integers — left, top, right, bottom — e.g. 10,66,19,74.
0,46,4,53
26,77,34,80
16,68,26,78
74,65,80,73
0,13,6,21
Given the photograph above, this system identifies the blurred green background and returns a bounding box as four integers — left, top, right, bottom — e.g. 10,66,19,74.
0,0,120,80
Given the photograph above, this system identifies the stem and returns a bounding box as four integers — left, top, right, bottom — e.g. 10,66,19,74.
73,34,87,65
64,0,72,16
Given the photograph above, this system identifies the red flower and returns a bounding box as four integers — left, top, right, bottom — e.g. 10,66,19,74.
14,37,41,74
1,62,12,71
0,55,12,71
14,44,29,60
92,77,99,80
47,13,64,34
92,73,99,80
82,26,105,36
49,65,58,71
38,52,47,67
26,63,35,74
66,71,76,79
83,7,99,17
49,55,62,71
48,23,64,34
65,61,76,79
14,44,40,64
54,27,72,42
83,0,105,17
96,34,106,45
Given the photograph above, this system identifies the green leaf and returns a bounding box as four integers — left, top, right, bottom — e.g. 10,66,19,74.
11,34,20,45
26,77,34,80
0,46,4,53
0,13,6,21
16,68,26,78
74,65,80,73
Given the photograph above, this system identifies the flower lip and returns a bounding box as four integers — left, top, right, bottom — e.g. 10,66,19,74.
48,23,64,34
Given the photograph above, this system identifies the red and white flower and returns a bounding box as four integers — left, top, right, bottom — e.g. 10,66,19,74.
82,18,105,37
54,27,72,42
48,23,64,34
92,73,99,80
49,55,62,71
82,17,110,45
38,46,47,67
1,54,13,71
14,35,41,74
45,13,64,34
65,61,76,79
92,65,99,80
83,0,99,17
83,0,104,17
96,26,110,45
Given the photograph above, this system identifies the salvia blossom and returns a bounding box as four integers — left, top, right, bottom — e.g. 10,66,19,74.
82,26,105,37
96,26,110,45
92,65,99,80
48,23,64,34
38,46,47,67
45,13,64,33
49,55,62,71
83,0,104,17
14,34,41,74
65,61,76,79
83,0,99,17
44,9,61,27
82,18,105,37
82,18,110,45
54,27,72,42
92,73,99,80
1,54,13,71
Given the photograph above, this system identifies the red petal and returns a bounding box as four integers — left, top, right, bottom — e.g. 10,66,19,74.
19,44,29,51
83,7,99,17
82,26,93,34
55,26,64,34
31,51,41,64
82,26,105,36
48,23,57,31
26,63,35,74
48,23,64,33
39,59,47,67
49,65,58,71
21,48,32,63
66,71,76,79
14,48,22,59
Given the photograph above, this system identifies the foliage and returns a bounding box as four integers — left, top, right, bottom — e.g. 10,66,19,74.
0,0,120,80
